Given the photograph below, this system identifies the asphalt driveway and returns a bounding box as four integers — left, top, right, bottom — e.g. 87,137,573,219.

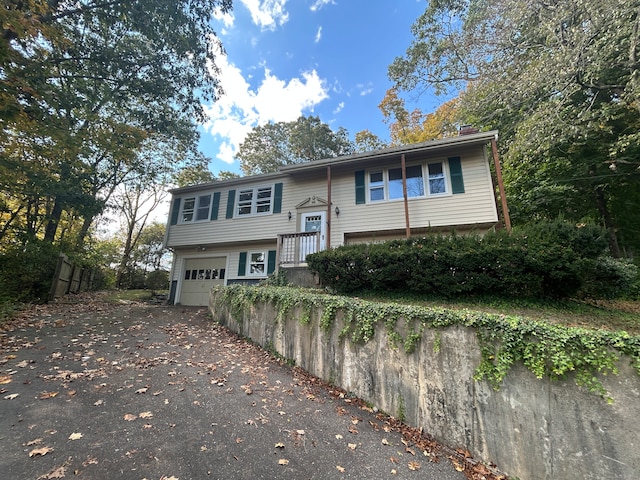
0,293,493,480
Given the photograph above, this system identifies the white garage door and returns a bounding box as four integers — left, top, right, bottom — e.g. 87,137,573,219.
180,257,227,306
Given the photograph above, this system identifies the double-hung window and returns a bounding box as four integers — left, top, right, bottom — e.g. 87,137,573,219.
248,252,266,276
237,185,273,216
369,165,425,201
427,162,447,195
181,194,212,223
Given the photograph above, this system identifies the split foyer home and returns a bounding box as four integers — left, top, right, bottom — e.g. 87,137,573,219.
164,129,510,305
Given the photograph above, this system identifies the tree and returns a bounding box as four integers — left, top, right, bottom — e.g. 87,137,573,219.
236,116,355,175
389,0,640,256
379,88,461,145
353,130,388,152
1,0,233,250
113,182,168,289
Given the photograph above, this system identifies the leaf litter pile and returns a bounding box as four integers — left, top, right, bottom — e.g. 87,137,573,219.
0,292,505,479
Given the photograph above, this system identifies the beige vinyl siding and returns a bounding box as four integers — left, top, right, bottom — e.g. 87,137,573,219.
166,145,499,251
328,147,498,247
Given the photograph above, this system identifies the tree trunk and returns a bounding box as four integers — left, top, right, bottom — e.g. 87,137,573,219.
44,196,63,243
594,187,621,258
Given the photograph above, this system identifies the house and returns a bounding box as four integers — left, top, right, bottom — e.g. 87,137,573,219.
164,130,509,305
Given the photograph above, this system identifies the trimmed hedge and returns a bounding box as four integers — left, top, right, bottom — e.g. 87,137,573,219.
306,221,637,299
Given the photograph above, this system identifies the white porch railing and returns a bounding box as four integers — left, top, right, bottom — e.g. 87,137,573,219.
276,231,321,267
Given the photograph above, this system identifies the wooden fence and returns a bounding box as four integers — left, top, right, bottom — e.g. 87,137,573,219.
48,254,96,300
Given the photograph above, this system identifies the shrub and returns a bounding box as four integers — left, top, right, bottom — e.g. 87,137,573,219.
306,220,633,300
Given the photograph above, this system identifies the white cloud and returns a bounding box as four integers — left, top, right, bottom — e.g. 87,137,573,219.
213,8,234,30
240,0,289,30
357,82,374,96
310,0,335,12
333,101,344,114
203,53,329,165
314,26,322,43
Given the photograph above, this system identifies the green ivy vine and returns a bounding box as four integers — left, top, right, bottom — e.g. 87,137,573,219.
212,285,640,401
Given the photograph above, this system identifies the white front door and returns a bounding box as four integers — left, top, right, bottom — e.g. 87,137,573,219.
300,211,326,260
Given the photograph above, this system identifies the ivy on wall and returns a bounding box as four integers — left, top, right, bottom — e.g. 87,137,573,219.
212,285,640,402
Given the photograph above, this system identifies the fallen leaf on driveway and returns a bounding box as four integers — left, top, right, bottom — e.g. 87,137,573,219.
26,438,43,446
16,360,29,368
275,442,285,449
68,432,83,440
39,391,58,400
29,446,53,457
348,443,357,450
40,464,66,478
278,459,289,465
336,465,345,472
124,413,137,421
135,387,148,394
4,393,19,400
139,411,153,419
408,461,421,471
0,375,12,384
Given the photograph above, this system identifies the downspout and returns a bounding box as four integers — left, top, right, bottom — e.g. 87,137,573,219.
401,154,411,238
326,165,332,249
490,136,512,231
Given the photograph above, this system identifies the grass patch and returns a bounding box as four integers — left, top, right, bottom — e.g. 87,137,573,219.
103,289,159,303
357,291,640,335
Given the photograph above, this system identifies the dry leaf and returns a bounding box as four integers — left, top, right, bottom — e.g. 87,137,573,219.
382,438,390,445
29,446,53,457
0,375,12,384
124,413,137,421
139,411,153,419
336,465,345,473
275,442,285,449
39,391,58,400
408,461,421,471
296,430,305,435
68,432,83,440
4,393,19,400
391,469,397,475
41,465,66,479
278,459,289,465
16,360,29,368
348,443,357,450
335,434,343,439
82,456,98,466
406,447,416,456
26,438,43,446
452,459,465,472
93,399,103,406
135,387,148,394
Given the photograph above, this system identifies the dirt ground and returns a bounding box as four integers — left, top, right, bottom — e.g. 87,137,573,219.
0,292,504,480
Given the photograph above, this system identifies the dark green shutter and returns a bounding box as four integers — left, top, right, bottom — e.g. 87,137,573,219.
170,198,181,225
267,250,277,274
273,183,283,213
226,190,236,219
449,157,465,194
355,170,366,204
210,192,221,220
238,252,247,276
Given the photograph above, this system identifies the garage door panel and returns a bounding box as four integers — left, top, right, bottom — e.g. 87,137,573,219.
180,257,226,306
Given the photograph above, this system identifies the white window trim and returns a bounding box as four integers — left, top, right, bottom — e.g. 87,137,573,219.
236,184,274,217
367,163,438,203
247,251,267,277
426,160,449,196
179,193,213,224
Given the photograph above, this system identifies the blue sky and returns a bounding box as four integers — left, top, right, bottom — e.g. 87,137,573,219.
200,0,442,176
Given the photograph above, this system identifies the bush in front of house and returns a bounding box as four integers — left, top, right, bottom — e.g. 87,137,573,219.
306,220,637,299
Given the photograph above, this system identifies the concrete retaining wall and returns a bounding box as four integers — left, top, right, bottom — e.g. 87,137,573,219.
210,292,640,480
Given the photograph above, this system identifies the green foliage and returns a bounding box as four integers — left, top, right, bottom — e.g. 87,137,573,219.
307,221,637,300
0,239,61,303
213,284,640,400
389,0,640,257
236,115,355,175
